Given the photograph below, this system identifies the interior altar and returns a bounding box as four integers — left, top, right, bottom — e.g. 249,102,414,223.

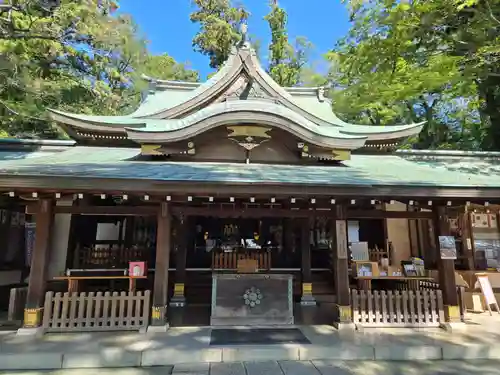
210,273,294,326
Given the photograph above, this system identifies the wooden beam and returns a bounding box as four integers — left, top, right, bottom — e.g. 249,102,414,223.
2,174,500,199
26,203,436,219
347,210,433,219
26,204,158,216
170,206,324,218
171,206,434,219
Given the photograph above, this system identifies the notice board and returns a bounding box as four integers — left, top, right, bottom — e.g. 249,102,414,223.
476,273,500,315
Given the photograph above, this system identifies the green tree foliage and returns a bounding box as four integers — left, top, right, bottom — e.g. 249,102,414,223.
330,0,500,150
190,0,322,86
0,0,133,137
141,54,199,82
0,0,198,139
190,0,249,70
264,0,313,87
451,0,500,150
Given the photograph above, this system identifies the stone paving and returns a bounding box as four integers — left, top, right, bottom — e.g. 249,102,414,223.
1,313,500,370
4,360,500,375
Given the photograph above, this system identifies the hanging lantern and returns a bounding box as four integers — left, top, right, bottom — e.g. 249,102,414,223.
254,232,260,241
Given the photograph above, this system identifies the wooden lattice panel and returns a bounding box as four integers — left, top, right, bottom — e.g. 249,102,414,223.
351,289,446,327
77,246,150,268
42,290,150,332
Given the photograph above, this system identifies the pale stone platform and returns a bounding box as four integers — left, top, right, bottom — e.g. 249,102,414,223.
5,361,500,375
0,313,499,370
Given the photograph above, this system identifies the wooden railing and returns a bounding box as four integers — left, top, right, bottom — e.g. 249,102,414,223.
42,290,150,332
8,286,27,321
212,252,271,270
351,289,445,327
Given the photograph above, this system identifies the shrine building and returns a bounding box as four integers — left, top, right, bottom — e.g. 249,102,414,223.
0,38,499,333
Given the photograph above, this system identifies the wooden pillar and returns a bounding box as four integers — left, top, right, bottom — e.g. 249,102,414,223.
434,206,460,322
420,219,436,268
301,218,312,282
283,218,292,266
460,211,475,270
24,199,54,328
300,217,315,305
171,215,187,307
408,207,420,258
332,205,352,326
151,202,171,326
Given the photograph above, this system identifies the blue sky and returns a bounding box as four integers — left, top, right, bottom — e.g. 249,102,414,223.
118,0,351,79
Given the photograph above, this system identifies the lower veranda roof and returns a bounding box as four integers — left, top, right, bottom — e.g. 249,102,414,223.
0,146,497,189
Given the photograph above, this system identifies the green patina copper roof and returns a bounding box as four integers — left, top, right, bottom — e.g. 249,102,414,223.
0,146,498,188
130,88,194,118
49,111,146,127
132,59,237,118
52,100,420,145
47,43,424,148
135,81,345,127
127,101,365,139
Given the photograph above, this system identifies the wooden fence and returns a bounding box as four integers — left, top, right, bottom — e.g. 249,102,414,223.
419,282,467,321
351,289,445,327
42,290,150,332
212,252,271,270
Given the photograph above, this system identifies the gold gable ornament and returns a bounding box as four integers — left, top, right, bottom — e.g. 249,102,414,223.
331,149,350,161
227,126,271,151
141,144,162,156
298,142,350,161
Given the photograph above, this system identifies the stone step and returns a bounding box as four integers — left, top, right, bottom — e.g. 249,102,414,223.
1,340,496,370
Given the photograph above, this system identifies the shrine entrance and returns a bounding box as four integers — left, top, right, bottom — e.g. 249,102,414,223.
188,216,301,270
179,216,304,310
168,213,338,327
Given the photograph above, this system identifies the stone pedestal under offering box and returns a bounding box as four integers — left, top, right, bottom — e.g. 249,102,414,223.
210,273,294,326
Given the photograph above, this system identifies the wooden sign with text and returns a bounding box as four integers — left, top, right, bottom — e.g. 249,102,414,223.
336,220,348,259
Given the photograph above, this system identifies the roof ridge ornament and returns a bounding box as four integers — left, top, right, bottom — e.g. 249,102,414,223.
239,22,250,49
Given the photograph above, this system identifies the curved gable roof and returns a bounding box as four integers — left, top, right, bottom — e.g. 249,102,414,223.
124,100,367,149
47,42,424,148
